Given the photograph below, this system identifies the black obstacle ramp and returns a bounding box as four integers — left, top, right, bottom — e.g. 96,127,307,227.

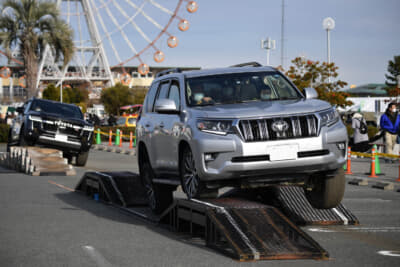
75,171,148,207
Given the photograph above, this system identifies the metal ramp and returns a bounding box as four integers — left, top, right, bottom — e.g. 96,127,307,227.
171,198,328,261
0,146,75,176
273,186,359,225
75,171,334,261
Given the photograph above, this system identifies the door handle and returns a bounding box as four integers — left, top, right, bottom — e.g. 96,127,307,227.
145,123,151,127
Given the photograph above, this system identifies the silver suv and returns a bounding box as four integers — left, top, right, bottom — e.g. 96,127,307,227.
137,64,348,213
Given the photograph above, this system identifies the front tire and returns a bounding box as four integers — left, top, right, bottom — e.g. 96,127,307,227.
180,146,218,199
76,151,89,166
305,169,345,209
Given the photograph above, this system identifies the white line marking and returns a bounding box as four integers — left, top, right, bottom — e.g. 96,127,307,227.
377,250,400,257
308,227,400,233
191,199,260,260
332,208,348,225
82,245,114,267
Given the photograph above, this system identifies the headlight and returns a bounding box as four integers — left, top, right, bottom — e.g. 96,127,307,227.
197,119,233,135
83,125,94,131
319,108,339,127
28,115,42,122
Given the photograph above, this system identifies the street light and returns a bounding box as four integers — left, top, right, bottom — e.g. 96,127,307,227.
323,17,335,82
261,37,276,65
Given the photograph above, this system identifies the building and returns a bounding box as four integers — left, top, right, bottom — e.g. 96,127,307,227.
0,65,200,104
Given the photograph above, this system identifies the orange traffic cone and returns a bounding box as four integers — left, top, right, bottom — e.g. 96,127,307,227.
345,147,353,175
119,130,123,148
108,130,112,146
369,147,378,178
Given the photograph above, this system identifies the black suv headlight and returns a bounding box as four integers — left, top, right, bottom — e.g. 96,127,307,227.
319,108,339,127
197,119,233,135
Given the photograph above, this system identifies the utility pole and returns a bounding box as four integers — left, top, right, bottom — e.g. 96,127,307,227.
323,17,335,83
261,37,276,65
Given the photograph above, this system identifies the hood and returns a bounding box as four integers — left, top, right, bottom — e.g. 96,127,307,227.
30,111,91,127
190,99,332,119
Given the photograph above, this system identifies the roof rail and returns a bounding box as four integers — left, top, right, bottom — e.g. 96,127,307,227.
155,68,182,78
230,62,262,68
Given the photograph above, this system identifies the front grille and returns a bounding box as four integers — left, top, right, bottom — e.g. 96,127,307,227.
238,115,318,142
298,149,329,158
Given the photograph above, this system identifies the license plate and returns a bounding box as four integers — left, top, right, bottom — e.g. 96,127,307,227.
266,144,298,161
55,134,68,142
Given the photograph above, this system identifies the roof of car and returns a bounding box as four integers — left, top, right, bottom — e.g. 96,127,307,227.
155,66,278,80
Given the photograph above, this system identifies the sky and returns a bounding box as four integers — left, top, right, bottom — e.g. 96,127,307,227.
147,0,400,87
1,0,399,88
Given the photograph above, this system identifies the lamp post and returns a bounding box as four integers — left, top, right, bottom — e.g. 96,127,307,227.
323,17,335,83
261,37,276,65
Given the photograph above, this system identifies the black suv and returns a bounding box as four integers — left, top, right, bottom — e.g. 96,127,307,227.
7,98,94,166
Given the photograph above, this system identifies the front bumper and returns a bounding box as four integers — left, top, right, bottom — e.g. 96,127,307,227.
25,123,93,153
190,120,347,183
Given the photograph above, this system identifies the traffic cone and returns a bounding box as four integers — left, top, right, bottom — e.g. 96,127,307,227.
369,148,378,178
96,129,101,145
129,132,133,149
115,129,120,146
373,144,383,175
345,147,353,175
108,130,112,146
119,130,123,147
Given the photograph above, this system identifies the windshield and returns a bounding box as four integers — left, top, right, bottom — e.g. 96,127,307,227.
186,72,302,106
31,100,83,119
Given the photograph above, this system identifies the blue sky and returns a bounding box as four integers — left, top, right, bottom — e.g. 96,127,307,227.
152,0,400,87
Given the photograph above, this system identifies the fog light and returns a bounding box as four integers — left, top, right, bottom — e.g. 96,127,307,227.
204,153,215,162
337,142,345,150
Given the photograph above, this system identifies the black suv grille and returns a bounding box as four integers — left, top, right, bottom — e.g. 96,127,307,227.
238,115,318,142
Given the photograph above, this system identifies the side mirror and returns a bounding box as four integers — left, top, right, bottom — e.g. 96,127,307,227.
154,98,179,114
16,106,24,114
304,87,318,99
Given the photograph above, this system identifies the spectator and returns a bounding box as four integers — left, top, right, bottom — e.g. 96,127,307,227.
351,112,370,152
380,102,400,162
108,114,117,126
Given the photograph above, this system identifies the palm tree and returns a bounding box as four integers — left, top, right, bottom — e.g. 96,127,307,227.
0,0,74,99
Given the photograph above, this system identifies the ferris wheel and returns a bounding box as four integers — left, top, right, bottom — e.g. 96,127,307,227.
39,0,198,88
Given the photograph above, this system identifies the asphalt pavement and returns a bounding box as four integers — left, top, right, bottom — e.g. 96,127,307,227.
0,144,399,267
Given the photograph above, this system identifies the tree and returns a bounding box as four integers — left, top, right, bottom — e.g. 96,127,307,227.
285,57,351,108
42,84,88,105
385,55,400,96
0,0,74,98
101,83,135,115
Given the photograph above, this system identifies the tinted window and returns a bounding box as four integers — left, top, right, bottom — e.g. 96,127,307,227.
145,81,159,113
168,82,180,108
30,100,83,119
186,72,302,106
128,118,136,124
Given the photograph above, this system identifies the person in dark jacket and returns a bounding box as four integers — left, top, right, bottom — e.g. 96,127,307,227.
380,102,400,161
108,114,117,126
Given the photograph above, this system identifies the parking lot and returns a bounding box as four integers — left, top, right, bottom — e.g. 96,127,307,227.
0,144,399,266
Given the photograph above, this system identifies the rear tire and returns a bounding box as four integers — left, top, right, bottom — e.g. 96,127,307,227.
305,169,345,209
180,146,218,199
139,149,173,214
19,128,28,147
6,129,12,152
76,151,89,166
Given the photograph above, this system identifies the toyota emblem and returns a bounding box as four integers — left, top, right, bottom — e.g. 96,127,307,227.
271,120,289,132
